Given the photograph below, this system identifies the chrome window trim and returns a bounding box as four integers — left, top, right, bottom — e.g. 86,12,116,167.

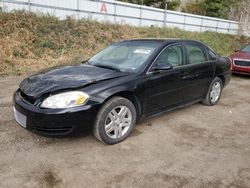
146,43,213,75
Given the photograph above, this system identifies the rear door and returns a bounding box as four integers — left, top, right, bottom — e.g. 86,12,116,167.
182,42,215,101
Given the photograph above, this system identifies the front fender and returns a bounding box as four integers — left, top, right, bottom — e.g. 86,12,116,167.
90,85,136,104
82,74,147,114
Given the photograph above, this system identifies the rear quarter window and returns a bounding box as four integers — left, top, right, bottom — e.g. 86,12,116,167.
207,49,217,61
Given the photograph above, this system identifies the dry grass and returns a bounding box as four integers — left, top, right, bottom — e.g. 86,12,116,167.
0,11,249,76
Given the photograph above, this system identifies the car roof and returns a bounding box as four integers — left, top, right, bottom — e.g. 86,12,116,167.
120,38,216,55
123,38,206,46
120,38,207,49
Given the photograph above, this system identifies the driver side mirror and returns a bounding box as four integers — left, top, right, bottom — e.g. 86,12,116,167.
152,61,173,71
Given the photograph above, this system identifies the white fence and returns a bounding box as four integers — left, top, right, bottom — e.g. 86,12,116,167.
1,0,239,35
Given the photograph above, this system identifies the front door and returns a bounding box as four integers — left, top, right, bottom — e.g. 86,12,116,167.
145,43,188,115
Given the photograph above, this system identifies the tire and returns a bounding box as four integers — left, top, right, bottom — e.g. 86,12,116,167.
202,77,223,106
93,96,137,145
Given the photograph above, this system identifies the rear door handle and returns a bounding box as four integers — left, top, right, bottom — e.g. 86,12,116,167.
181,75,189,79
180,71,190,79
181,73,199,80
192,73,200,78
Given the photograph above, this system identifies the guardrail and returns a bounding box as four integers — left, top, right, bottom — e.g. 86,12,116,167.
1,0,239,35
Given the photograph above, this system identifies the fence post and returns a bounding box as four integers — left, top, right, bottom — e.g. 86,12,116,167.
163,4,167,28
0,2,2,12
77,0,79,21
183,15,186,30
28,0,31,12
216,20,219,32
114,2,116,23
200,17,203,32
164,11,167,27
139,6,142,27
229,22,232,33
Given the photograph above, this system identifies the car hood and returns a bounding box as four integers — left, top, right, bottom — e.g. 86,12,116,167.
19,64,129,98
230,51,250,60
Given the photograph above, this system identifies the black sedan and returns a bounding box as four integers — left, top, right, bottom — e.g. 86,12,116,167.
13,39,231,144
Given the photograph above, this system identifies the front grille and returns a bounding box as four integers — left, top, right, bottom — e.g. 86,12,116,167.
18,90,36,104
234,60,250,67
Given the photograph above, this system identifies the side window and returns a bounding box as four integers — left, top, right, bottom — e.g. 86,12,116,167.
207,49,217,61
155,45,183,68
186,45,206,64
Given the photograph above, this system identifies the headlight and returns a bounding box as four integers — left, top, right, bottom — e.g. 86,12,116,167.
40,91,89,109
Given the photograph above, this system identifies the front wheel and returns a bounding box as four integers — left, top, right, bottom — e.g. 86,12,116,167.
94,97,137,144
202,77,223,106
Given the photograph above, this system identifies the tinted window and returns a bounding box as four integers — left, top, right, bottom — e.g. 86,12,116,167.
240,44,250,52
208,49,217,61
155,45,184,68
186,45,206,64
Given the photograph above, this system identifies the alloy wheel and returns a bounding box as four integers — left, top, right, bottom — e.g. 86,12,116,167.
210,81,221,103
104,106,132,139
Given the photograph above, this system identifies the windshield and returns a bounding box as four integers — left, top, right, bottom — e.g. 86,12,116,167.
88,41,162,72
240,44,250,52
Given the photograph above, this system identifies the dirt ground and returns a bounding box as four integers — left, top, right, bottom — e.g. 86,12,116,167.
0,75,250,188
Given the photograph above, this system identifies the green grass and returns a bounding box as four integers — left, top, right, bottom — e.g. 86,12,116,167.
0,11,249,76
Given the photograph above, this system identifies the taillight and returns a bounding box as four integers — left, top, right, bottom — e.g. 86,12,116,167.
227,57,233,70
230,58,233,70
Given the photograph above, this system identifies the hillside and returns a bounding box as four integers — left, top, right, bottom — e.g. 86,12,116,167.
0,11,248,76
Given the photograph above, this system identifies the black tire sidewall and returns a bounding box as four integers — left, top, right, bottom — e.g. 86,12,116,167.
94,97,137,145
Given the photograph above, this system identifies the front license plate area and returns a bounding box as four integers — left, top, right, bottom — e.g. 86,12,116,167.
13,107,27,128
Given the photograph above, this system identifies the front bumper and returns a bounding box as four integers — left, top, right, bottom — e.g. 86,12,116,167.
232,66,250,75
13,90,100,136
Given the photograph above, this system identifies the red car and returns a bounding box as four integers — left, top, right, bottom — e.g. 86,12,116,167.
230,44,250,75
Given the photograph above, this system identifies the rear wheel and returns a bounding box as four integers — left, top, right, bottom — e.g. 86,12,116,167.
94,97,136,144
202,77,223,106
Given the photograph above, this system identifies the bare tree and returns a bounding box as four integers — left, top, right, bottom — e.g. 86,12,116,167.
228,0,250,36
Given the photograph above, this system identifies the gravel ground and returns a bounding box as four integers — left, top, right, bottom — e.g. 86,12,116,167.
0,75,250,188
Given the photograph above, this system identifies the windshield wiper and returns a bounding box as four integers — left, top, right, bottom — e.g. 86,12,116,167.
92,64,121,72
85,60,92,65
